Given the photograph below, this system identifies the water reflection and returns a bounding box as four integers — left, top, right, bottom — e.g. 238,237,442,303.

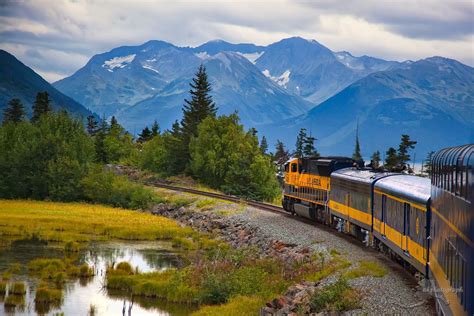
0,240,197,315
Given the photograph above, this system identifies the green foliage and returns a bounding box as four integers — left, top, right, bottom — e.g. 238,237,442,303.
343,260,386,279
86,115,98,135
384,147,399,170
35,286,63,304
274,139,290,165
424,151,435,175
189,114,280,201
0,281,6,294
10,282,26,294
310,278,360,312
295,128,306,158
115,262,134,275
352,127,362,162
31,91,52,122
138,126,153,143
0,112,94,200
260,135,268,154
398,134,417,167
81,167,157,209
2,98,25,124
103,118,134,163
295,128,319,158
79,264,94,277
371,150,381,168
199,273,233,304
64,241,80,253
179,64,218,172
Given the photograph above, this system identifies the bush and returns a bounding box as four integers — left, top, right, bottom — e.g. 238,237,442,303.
81,167,156,209
79,264,94,277
199,273,233,304
0,281,6,294
115,262,134,275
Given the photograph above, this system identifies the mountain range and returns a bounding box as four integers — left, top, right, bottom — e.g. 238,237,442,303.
1,37,472,158
0,50,93,120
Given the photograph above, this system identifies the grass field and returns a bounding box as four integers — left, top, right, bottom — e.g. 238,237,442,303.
0,199,196,244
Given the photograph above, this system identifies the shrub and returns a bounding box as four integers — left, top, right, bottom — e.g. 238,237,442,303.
0,280,6,294
199,273,233,304
309,278,360,312
10,282,26,294
81,167,156,209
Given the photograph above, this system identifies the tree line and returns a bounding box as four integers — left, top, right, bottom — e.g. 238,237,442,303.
1,65,281,203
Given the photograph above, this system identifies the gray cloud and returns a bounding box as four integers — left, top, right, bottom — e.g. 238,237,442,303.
0,0,472,82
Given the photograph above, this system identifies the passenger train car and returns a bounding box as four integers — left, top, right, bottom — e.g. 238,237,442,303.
282,144,473,316
430,145,473,316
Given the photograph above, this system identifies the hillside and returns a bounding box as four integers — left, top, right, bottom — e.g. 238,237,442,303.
0,50,94,120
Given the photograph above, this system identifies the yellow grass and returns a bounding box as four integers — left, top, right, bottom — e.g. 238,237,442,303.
0,200,195,243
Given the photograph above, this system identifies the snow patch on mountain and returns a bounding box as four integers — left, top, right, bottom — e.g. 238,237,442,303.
142,65,160,74
334,52,364,70
262,69,291,88
195,52,210,60
236,51,264,64
102,54,136,71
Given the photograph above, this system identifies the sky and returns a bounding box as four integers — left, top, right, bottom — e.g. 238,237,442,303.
1,0,473,82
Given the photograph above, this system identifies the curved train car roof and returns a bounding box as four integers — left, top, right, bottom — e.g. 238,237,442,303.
331,168,393,184
375,175,431,205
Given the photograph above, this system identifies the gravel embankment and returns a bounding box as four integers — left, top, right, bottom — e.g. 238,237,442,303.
148,185,435,315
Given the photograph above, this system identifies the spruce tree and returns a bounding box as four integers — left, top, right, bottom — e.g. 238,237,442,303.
385,147,398,171
424,151,435,176
303,135,319,157
179,65,217,170
274,140,290,165
86,115,98,135
295,128,307,158
32,91,51,122
260,136,268,154
352,125,362,161
95,116,109,163
110,116,118,128
2,98,25,124
371,151,381,168
398,134,417,168
151,120,160,137
138,126,152,143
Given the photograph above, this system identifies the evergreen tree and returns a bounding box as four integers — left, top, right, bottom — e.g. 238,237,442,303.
424,151,435,176
398,134,417,168
138,126,152,143
352,125,362,161
180,65,217,170
274,140,290,165
110,116,118,128
95,116,109,163
385,147,398,170
31,91,51,122
295,128,307,158
303,135,319,157
260,136,268,155
151,120,160,137
2,98,25,124
86,115,98,135
371,151,381,168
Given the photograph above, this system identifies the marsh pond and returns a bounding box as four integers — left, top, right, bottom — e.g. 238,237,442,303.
0,240,196,315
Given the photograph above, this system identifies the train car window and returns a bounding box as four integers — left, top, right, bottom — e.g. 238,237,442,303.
284,164,289,172
381,195,386,224
291,163,297,173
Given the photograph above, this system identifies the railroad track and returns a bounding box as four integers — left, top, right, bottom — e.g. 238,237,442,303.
147,180,422,285
147,181,284,214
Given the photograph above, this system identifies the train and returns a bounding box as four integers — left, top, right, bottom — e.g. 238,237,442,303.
281,144,473,316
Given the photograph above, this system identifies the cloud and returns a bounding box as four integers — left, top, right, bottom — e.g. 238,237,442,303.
0,0,472,82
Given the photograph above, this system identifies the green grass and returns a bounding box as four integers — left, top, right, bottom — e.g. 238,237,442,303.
64,241,81,253
0,280,6,294
79,264,94,277
4,294,25,307
192,295,265,316
10,282,26,294
195,199,216,210
35,286,63,304
310,278,361,312
343,260,387,279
